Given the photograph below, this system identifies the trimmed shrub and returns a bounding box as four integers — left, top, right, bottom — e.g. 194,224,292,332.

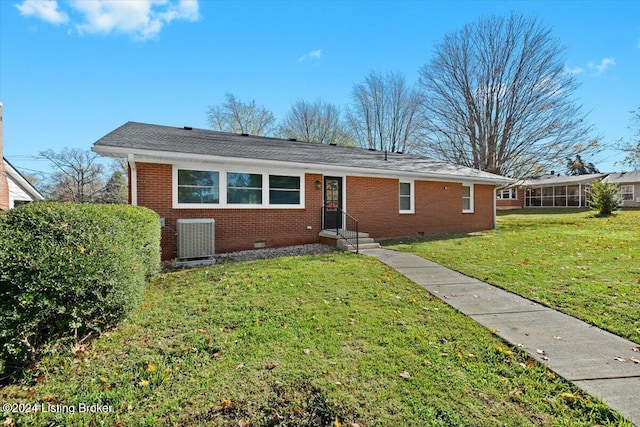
0,203,160,375
589,181,622,216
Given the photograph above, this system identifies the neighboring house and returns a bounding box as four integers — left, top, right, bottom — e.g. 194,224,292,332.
0,101,44,210
93,122,512,260
497,173,606,209
604,171,640,208
2,158,44,208
496,183,525,210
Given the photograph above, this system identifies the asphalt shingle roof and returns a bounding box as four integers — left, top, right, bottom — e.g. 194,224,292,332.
521,173,606,187
603,171,640,184
93,121,511,184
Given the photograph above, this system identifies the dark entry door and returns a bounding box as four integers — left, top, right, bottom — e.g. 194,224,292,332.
323,176,343,230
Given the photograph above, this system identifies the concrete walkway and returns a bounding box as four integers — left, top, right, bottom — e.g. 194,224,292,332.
361,248,640,426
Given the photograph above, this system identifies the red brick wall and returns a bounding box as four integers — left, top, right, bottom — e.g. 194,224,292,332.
346,177,495,239
133,163,497,260
135,163,323,260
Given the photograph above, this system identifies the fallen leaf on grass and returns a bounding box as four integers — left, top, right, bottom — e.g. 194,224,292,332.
236,363,244,370
509,387,524,396
142,363,156,372
219,399,231,409
399,371,411,379
303,349,311,355
266,363,277,370
138,380,150,387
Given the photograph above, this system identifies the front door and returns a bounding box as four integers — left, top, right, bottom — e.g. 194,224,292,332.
323,176,343,230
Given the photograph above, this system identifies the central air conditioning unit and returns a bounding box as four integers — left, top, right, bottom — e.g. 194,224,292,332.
177,218,215,259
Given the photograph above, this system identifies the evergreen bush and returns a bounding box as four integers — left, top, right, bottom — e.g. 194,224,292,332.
0,203,160,376
589,181,622,216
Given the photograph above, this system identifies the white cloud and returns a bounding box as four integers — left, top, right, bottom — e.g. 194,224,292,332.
15,0,69,25
564,65,584,75
298,49,322,63
14,0,200,40
588,57,616,74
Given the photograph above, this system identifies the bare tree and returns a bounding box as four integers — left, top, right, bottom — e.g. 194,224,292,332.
418,13,594,178
278,99,354,145
207,93,276,136
346,71,422,153
617,106,640,169
39,148,105,202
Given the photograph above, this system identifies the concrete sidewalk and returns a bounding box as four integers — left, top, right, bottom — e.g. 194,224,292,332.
361,248,640,426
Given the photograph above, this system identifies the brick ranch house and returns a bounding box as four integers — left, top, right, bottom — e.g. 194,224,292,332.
93,122,512,261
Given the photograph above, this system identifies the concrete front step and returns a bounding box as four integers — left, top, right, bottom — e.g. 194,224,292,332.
336,237,376,248
340,242,382,251
319,229,381,251
319,229,371,239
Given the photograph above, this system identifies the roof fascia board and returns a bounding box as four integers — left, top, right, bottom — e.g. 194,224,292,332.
3,160,44,200
93,145,511,186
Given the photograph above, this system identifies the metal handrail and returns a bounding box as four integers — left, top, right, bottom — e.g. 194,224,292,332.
322,202,359,253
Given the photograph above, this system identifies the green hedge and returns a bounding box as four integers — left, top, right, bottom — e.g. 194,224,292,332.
0,203,160,375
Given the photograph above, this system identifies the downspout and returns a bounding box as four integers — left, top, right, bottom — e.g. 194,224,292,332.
493,186,498,229
128,153,137,206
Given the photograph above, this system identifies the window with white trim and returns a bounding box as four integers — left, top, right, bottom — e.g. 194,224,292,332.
269,175,301,205
497,188,517,200
399,181,413,213
462,184,474,213
621,185,634,201
227,172,263,204
177,169,220,204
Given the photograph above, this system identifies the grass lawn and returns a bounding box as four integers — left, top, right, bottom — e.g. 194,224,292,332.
385,209,640,345
1,252,631,426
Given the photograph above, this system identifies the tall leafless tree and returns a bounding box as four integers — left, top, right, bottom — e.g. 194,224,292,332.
346,71,422,153
207,93,276,136
617,106,640,169
278,99,353,145
39,148,105,202
418,13,594,178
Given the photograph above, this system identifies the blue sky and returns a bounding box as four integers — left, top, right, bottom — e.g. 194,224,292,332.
1,0,639,178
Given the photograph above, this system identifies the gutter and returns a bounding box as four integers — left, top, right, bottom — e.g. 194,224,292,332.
127,153,137,206
94,145,514,187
